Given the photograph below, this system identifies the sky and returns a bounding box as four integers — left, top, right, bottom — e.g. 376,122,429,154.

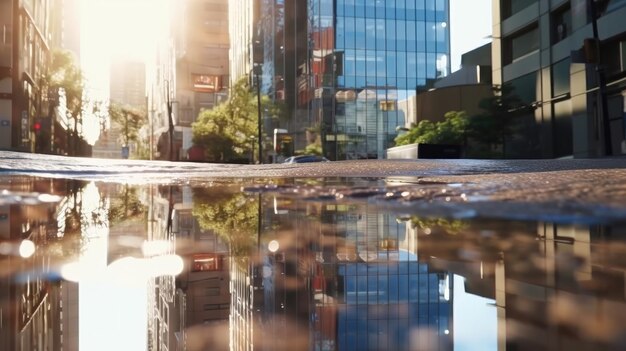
450,0,493,72
453,275,498,351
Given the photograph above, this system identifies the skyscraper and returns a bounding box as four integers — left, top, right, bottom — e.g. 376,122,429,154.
247,1,450,161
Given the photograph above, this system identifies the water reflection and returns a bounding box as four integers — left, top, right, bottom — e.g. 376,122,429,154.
1,177,625,350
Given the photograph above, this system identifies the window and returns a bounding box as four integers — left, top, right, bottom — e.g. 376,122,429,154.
502,0,537,18
503,25,539,64
508,72,538,105
552,58,571,97
552,4,572,43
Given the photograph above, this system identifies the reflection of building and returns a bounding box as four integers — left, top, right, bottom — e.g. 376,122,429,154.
0,177,79,351
143,185,232,350
242,1,451,161
230,258,256,351
496,223,626,351
254,195,454,351
412,218,626,351
316,206,453,351
174,199,230,326
492,1,626,158
145,185,180,351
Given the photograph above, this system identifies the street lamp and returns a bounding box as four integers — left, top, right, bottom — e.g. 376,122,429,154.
165,80,178,161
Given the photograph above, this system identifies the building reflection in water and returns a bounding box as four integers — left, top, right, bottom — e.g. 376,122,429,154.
1,179,626,351
239,194,453,351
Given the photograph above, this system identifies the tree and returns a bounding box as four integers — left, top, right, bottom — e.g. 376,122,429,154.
192,77,284,163
394,111,468,147
467,84,533,158
108,103,147,149
193,79,257,162
45,49,85,155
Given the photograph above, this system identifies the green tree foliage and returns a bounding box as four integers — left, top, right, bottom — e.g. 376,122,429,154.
192,103,239,161
193,79,258,162
395,111,468,146
192,187,259,259
303,143,323,156
46,49,84,121
108,103,147,146
409,216,467,235
192,77,284,162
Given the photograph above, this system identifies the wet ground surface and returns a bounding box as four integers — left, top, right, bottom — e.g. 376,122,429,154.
1,151,626,350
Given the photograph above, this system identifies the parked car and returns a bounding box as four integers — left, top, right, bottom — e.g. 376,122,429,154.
283,155,330,164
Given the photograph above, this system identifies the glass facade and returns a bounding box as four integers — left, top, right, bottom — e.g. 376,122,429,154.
312,210,453,351
257,1,450,161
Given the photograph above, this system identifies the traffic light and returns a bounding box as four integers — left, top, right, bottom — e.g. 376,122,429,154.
33,120,42,133
32,118,48,153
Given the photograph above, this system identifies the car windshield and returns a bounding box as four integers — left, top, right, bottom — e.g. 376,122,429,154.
285,155,328,163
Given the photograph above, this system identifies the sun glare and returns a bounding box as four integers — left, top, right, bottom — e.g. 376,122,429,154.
80,0,169,142
81,0,169,84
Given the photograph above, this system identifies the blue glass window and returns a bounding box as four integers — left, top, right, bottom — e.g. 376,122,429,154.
355,18,366,48
366,19,376,50
406,21,416,51
355,0,365,17
396,20,406,51
386,0,396,19
345,0,355,16
386,20,396,50
337,0,344,16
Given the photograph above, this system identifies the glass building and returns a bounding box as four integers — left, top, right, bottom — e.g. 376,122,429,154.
256,0,450,161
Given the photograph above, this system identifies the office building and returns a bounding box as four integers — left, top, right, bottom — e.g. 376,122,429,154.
492,0,626,158
228,1,450,161
0,0,52,152
175,0,230,160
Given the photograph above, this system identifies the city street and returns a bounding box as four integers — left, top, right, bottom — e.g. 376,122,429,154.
2,150,626,222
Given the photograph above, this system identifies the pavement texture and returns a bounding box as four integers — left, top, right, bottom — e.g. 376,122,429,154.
2,151,626,223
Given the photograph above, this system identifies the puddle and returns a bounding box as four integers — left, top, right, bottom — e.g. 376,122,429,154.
1,174,626,351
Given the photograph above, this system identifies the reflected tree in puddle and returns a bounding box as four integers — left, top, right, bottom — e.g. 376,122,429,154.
107,185,147,226
192,186,259,260
408,216,468,235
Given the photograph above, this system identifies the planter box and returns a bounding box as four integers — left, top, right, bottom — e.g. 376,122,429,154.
387,143,462,159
